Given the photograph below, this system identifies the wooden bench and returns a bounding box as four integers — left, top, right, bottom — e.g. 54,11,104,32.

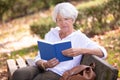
6,58,35,80
6,55,118,80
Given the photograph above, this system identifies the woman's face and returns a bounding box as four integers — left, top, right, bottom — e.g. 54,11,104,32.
56,14,74,32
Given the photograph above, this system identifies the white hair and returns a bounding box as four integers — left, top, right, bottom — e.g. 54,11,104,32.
52,2,78,23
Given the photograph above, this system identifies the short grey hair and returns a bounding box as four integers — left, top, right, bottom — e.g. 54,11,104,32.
52,2,78,23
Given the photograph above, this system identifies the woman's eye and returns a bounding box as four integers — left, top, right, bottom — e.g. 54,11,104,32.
64,18,69,20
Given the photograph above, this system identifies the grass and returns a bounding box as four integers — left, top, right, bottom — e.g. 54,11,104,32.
105,29,120,77
76,0,106,10
91,27,120,77
10,45,38,59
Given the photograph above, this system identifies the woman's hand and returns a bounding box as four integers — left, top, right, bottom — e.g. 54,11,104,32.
44,58,59,68
36,58,59,69
62,48,82,57
62,48,104,58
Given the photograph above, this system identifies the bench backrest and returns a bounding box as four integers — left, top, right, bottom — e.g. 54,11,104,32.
80,55,118,80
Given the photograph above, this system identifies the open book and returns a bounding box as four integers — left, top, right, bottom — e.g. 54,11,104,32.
37,40,73,62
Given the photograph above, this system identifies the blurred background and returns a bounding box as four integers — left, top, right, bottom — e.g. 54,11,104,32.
0,0,120,80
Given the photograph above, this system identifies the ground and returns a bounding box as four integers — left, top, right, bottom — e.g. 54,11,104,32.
0,12,41,80
0,12,120,80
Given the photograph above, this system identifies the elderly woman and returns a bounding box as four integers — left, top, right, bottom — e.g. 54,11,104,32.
12,2,107,80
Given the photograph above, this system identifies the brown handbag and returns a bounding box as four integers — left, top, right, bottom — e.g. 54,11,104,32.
59,63,96,80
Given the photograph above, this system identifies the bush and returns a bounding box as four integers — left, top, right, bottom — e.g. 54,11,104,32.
0,0,15,21
30,0,120,38
76,0,120,37
30,16,56,39
0,0,76,22
2,0,51,21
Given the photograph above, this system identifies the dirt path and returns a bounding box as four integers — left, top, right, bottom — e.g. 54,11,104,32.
0,12,42,80
0,12,44,54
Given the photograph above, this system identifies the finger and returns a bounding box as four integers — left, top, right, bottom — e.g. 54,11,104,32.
49,58,59,63
49,58,56,62
47,59,59,67
62,49,70,53
51,60,59,66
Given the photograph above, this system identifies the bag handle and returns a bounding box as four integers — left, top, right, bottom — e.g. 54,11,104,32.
69,63,95,76
59,63,96,80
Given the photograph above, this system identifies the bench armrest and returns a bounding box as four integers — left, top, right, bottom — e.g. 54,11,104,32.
80,55,118,80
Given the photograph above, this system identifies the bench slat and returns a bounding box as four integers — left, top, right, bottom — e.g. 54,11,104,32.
26,59,35,66
7,59,18,80
16,58,27,68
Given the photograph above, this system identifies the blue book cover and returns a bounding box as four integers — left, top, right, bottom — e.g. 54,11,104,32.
37,40,73,62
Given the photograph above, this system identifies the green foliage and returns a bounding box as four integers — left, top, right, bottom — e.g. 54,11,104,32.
30,16,56,38
2,0,51,21
10,45,38,59
30,0,120,38
0,0,15,21
76,0,120,37
0,0,74,22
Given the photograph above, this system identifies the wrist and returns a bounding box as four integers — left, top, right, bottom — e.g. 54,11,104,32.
41,62,46,70
79,48,88,55
36,60,46,70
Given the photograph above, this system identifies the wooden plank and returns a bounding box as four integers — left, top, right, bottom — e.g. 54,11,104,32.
26,59,35,66
16,58,27,68
6,59,18,80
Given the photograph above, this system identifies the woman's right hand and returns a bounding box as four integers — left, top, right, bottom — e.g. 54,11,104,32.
43,58,59,68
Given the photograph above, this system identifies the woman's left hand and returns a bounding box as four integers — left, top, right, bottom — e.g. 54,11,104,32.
62,48,82,57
